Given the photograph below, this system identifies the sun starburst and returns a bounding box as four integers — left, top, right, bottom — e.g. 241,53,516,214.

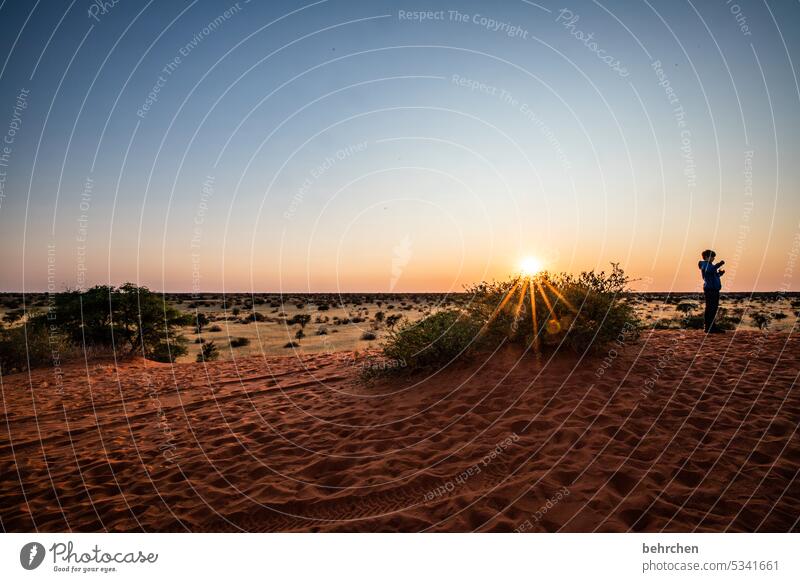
519,256,543,276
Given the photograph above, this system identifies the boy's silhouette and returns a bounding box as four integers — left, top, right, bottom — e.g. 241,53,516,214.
698,249,725,333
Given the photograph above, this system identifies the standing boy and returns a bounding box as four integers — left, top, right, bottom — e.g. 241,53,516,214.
698,249,725,333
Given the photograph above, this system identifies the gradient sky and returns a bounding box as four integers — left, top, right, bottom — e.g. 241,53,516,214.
0,0,798,292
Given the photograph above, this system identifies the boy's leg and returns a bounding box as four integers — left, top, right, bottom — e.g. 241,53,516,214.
706,290,720,332
711,290,720,328
703,291,713,332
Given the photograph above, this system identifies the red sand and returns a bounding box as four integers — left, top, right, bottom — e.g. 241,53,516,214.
1,330,798,532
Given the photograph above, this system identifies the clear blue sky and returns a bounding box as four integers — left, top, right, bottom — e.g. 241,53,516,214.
1,0,798,292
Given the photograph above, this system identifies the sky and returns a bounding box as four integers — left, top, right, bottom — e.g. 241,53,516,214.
0,0,798,293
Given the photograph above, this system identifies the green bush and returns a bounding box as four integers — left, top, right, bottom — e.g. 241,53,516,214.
383,310,482,371
461,264,639,355
382,265,640,373
247,311,266,322
147,337,187,363
230,337,250,348
0,318,71,374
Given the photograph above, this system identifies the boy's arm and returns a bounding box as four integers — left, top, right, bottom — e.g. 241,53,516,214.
714,260,725,268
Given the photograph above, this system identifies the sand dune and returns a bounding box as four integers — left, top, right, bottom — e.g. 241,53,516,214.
1,330,798,532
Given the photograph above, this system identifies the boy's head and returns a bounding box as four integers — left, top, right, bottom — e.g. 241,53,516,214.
701,249,716,261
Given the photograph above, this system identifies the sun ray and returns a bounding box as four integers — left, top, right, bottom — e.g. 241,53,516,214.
542,278,578,314
478,280,520,335
511,279,527,331
536,279,556,317
529,279,540,354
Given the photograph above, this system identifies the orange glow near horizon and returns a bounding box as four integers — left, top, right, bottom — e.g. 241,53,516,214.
518,256,544,277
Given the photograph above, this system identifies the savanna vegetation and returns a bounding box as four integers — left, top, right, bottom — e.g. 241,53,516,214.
1,283,796,372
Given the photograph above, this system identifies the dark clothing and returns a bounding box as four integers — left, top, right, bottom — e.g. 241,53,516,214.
698,260,722,290
703,289,720,332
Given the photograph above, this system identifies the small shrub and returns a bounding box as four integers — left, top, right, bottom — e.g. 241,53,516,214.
714,308,737,330
283,341,300,348
2,309,25,324
287,313,311,328
361,331,377,341
681,307,736,331
208,324,222,332
147,337,187,363
751,311,771,329
230,337,250,348
681,314,705,330
383,310,481,371
385,314,403,329
197,340,220,362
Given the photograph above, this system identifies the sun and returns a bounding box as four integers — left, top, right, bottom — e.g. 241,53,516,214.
519,256,544,276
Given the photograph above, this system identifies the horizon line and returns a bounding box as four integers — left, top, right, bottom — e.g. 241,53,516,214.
1,289,797,295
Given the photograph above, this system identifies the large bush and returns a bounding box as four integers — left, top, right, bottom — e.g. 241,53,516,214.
50,283,190,362
382,265,640,372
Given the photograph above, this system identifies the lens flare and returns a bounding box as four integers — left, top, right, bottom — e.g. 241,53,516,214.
519,256,543,276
